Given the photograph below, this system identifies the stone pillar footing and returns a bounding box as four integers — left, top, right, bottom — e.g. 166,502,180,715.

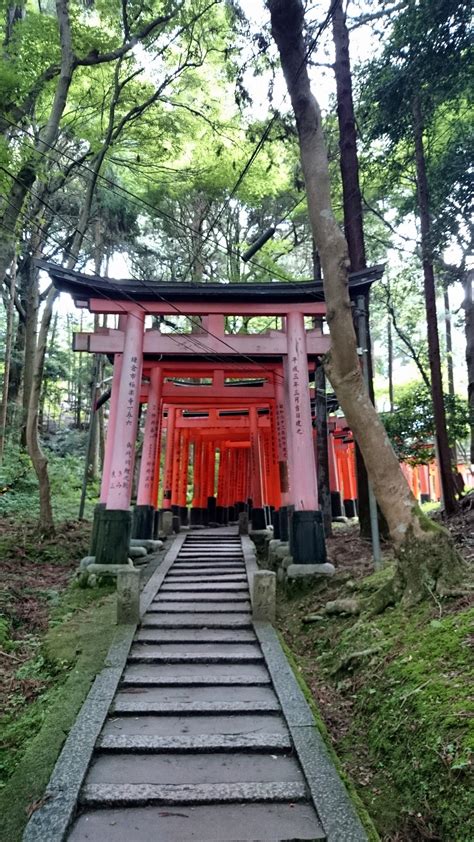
344,499,357,518
330,491,344,519
153,509,161,540
271,509,281,540
279,506,289,543
251,507,266,531
117,567,141,624
190,507,202,527
238,512,249,535
90,503,106,555
161,510,173,537
132,504,155,540
290,510,327,564
252,570,276,622
95,509,132,565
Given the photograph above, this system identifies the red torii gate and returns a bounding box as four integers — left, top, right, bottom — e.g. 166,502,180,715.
43,262,383,566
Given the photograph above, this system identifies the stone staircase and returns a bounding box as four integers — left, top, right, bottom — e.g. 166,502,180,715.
67,532,326,841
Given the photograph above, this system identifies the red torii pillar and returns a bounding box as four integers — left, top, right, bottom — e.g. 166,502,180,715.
328,427,344,518
249,405,266,528
285,310,326,563
91,353,123,556
96,310,145,564
162,406,176,511
133,365,162,539
178,429,190,525
274,370,291,541
190,436,204,526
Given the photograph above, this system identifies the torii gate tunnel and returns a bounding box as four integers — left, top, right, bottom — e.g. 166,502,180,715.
45,262,383,565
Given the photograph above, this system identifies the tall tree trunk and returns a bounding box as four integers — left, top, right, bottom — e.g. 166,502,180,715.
0,260,16,461
463,270,474,463
0,0,75,285
388,316,394,412
332,0,365,269
26,286,56,534
332,0,384,538
412,95,456,514
267,0,465,605
443,287,455,398
20,257,39,446
8,313,25,413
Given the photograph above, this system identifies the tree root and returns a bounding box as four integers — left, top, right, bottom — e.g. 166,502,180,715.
331,645,384,674
365,575,399,615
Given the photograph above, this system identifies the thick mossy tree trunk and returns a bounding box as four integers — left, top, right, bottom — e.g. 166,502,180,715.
267,0,466,605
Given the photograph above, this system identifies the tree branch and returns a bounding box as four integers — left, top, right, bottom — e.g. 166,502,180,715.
74,6,184,67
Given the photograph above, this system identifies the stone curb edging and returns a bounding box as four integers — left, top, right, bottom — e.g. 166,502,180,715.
252,620,368,842
241,534,258,601
22,533,184,842
242,533,367,842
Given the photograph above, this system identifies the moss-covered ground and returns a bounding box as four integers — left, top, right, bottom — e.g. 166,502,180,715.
277,542,473,841
0,517,116,841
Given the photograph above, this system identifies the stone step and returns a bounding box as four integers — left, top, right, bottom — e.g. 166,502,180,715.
183,540,241,544
164,575,248,583
114,684,278,706
111,699,281,715
154,593,249,603
96,732,291,753
86,750,300,785
172,561,246,567
180,553,243,556
121,663,270,685
160,582,249,591
130,641,260,655
169,566,246,574
178,541,242,556
101,713,284,739
68,802,326,841
181,546,242,551
141,613,252,628
127,653,261,665
175,559,244,565
128,643,262,662
80,780,307,808
134,628,256,644
147,602,251,613
178,556,243,560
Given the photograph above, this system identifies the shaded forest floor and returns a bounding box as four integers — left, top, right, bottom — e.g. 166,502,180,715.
0,517,118,841
0,519,91,718
277,506,474,842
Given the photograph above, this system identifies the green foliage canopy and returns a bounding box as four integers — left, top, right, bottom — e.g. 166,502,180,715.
382,382,468,464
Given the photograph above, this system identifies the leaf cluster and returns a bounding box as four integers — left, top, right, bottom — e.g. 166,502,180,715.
381,381,469,464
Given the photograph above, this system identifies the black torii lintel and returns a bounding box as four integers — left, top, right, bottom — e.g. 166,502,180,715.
36,260,384,306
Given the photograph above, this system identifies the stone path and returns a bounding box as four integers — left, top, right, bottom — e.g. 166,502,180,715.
24,530,367,841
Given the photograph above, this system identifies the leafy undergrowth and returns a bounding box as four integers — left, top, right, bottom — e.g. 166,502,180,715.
277,524,473,842
0,444,99,522
0,518,115,840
